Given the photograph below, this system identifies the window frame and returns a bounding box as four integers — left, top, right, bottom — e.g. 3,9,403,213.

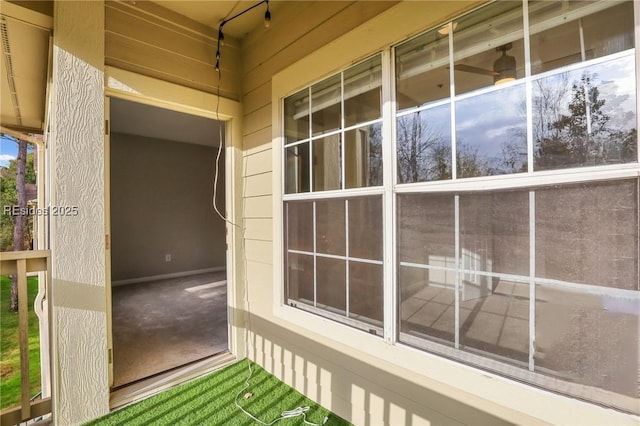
272,0,640,422
281,51,393,336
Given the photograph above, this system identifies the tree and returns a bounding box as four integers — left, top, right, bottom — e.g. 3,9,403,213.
0,144,36,251
0,134,36,311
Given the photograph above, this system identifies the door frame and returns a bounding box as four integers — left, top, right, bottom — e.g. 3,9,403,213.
103,66,245,389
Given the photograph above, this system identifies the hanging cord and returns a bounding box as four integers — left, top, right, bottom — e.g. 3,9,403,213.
233,360,328,426
212,6,327,425
212,81,236,227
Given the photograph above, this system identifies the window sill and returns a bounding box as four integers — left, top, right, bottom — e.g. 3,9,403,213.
272,302,639,425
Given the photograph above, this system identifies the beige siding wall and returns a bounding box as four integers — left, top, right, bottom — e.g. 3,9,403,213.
238,2,517,424
105,1,241,100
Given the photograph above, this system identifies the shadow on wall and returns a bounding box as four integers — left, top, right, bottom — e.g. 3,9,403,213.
228,308,514,426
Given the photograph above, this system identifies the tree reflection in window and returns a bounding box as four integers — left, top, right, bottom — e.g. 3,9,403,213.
396,105,452,183
534,55,637,170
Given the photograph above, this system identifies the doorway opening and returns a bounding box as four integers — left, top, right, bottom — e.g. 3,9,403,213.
109,97,229,388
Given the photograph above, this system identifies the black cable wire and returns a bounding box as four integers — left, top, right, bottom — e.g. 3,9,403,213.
215,0,269,75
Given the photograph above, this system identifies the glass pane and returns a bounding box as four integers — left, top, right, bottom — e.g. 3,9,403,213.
317,257,346,314
396,192,455,348
344,55,382,127
453,2,524,95
399,265,456,345
455,83,528,177
286,253,314,304
535,179,639,290
312,135,341,191
396,28,450,111
315,199,345,256
345,123,383,188
582,2,634,59
284,89,309,144
285,201,313,252
312,74,341,136
529,5,581,75
285,143,310,194
533,55,637,170
397,104,452,183
397,193,455,266
348,196,383,261
535,283,639,401
460,278,530,364
349,262,383,323
529,1,634,75
460,190,529,277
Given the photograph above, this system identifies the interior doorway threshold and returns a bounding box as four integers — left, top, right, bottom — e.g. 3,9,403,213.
110,351,236,410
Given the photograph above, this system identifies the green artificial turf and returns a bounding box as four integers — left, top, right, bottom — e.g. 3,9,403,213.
85,359,351,426
0,275,42,410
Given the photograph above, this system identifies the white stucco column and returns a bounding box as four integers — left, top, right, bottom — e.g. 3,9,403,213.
50,1,109,424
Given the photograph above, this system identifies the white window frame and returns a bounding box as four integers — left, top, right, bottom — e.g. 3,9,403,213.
272,1,640,423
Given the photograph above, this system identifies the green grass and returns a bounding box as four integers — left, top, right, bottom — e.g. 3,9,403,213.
0,274,42,410
86,359,351,426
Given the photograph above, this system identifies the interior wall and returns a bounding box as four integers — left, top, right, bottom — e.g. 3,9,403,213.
110,132,225,282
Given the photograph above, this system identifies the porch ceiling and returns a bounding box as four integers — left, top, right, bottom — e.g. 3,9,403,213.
0,1,52,134
157,0,284,38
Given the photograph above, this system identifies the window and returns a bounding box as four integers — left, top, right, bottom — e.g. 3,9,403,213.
281,0,638,414
284,55,384,333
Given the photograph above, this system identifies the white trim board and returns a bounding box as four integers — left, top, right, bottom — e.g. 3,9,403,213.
111,267,226,286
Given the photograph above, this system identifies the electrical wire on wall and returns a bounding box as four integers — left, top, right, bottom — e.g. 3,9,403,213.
212,2,328,425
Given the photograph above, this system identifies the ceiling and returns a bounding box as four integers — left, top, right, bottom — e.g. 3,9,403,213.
0,0,279,135
110,97,223,148
0,1,52,133
159,0,282,38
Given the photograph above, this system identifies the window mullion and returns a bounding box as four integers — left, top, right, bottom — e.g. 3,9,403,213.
309,86,313,192
382,47,396,344
524,0,534,175
448,23,457,180
524,0,536,373
528,190,536,371
341,71,346,190
345,199,350,317
313,201,317,307
454,195,460,349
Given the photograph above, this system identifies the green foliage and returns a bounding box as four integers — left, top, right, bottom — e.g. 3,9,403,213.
85,359,351,426
0,275,42,409
0,138,37,251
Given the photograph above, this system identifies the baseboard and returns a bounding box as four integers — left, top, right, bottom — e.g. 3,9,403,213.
111,266,225,286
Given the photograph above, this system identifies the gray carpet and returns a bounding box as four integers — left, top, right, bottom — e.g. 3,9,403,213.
111,271,228,388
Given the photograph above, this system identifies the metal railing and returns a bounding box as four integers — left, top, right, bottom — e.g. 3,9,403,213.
0,250,51,426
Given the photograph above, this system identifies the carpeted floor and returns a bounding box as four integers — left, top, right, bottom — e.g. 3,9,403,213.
111,271,228,388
